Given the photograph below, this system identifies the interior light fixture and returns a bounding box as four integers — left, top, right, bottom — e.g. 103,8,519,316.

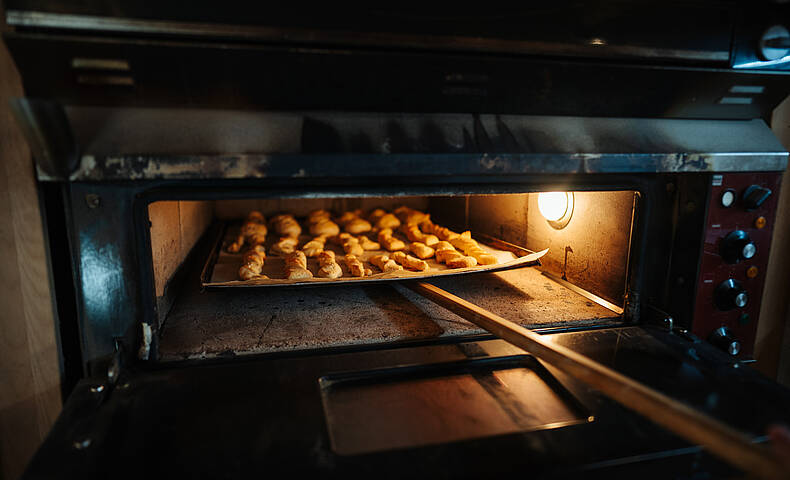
538,192,574,229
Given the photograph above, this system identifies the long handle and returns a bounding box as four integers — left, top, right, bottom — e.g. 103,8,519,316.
406,281,786,480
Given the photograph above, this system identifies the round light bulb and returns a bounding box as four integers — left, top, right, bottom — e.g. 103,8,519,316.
538,192,569,222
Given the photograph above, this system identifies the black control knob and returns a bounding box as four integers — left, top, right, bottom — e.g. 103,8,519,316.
719,230,756,264
709,327,741,356
742,185,772,210
714,279,748,311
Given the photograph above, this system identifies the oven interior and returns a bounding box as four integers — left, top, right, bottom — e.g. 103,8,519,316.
146,190,636,362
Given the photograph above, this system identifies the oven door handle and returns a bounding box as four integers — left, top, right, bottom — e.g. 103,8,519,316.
406,281,784,480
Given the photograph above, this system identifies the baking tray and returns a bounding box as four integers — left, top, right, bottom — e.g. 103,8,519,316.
201,222,547,289
318,354,592,455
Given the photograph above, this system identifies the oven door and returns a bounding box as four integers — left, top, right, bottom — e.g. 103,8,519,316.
21,324,790,479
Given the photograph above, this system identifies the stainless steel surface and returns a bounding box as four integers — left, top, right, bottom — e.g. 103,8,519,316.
4,10,731,62
35,110,787,181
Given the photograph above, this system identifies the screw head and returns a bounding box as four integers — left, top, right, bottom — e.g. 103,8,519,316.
85,194,101,209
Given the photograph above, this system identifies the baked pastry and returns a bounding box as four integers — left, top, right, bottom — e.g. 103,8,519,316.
409,242,435,259
285,250,307,268
280,217,301,237
375,213,401,230
370,254,403,273
344,254,366,277
433,241,478,268
420,220,461,241
402,224,439,247
239,262,262,280
302,236,327,257
328,232,352,246
435,248,461,263
336,209,363,226
307,209,331,225
317,250,342,279
343,237,365,256
271,236,299,255
251,233,269,246
447,256,478,268
345,218,372,234
269,213,289,224
449,233,498,265
241,222,268,239
284,251,313,280
392,251,429,272
247,211,265,224
367,208,387,224
357,235,380,250
242,249,265,267
285,267,312,280
433,241,454,254
394,206,430,226
378,228,406,251
271,214,302,238
227,234,245,253
310,219,340,237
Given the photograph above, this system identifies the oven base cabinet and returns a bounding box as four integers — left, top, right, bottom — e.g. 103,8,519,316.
23,326,790,479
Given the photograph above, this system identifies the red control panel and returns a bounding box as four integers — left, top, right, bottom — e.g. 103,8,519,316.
691,172,782,357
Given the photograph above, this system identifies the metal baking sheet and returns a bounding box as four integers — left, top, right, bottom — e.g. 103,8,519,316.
319,355,592,455
201,223,547,288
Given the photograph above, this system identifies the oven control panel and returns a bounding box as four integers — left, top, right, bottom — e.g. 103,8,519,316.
691,172,782,357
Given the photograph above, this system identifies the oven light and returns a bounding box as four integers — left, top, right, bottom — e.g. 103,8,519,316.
538,192,574,229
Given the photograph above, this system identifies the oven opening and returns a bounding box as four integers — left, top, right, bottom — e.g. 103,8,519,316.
146,191,637,361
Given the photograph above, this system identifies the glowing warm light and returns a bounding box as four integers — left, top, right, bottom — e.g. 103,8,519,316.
538,192,569,222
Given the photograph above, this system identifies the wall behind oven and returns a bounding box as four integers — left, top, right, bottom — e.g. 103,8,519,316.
0,35,61,480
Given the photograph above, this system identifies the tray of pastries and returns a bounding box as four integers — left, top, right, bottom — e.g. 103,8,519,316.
201,207,548,288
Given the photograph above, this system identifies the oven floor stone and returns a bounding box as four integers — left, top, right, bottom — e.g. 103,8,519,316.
158,266,619,361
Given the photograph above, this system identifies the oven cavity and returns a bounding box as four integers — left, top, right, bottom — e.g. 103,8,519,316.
146,192,636,361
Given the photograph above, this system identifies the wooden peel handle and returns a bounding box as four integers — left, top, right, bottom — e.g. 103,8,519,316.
406,281,787,480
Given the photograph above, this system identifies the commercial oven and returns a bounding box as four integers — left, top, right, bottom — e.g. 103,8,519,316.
5,2,790,478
